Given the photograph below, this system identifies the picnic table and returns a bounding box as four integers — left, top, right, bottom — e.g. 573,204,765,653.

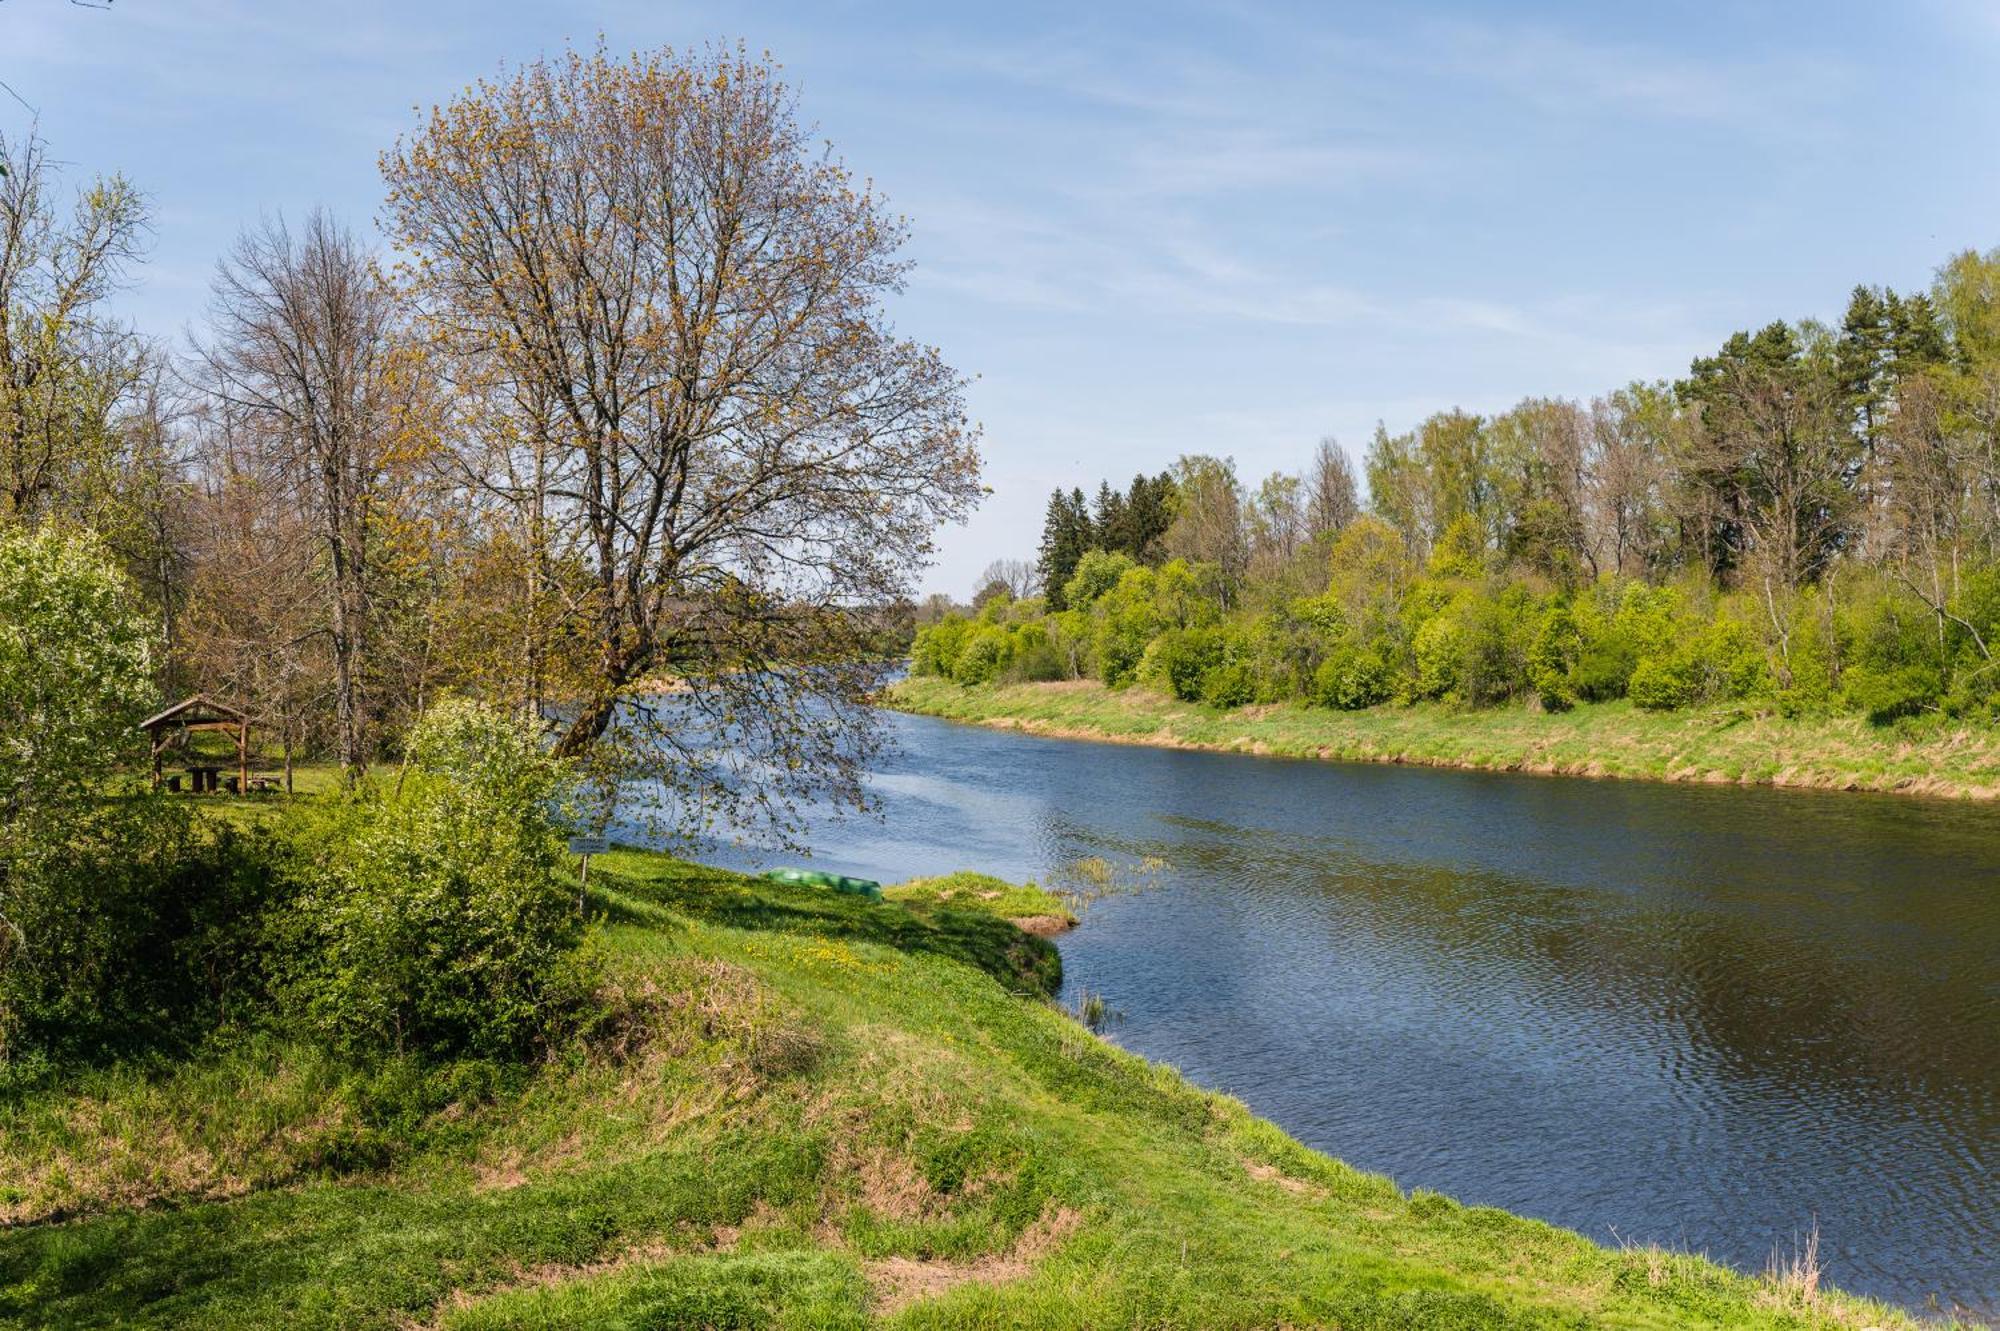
140,695,252,794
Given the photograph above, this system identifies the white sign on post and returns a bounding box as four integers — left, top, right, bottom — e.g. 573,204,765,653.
568,836,609,914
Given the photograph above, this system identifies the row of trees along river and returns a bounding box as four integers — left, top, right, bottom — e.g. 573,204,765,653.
922,267,2000,724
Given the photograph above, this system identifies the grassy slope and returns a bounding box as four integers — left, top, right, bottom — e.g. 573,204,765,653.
0,850,1921,1330
890,676,2000,800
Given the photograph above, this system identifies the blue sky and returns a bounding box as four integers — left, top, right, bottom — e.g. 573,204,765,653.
5,1,1998,596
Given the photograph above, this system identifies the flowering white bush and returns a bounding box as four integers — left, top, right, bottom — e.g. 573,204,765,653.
0,526,155,948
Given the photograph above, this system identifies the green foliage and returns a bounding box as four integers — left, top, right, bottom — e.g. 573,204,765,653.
1326,515,1415,631
910,615,972,679
1144,627,1226,702
1410,611,1464,702
1150,556,1218,630
1062,548,1136,610
914,614,1069,687
1198,661,1256,708
0,806,276,1066
1427,513,1489,579
1772,594,1842,717
1312,641,1395,709
1408,586,1529,707
0,524,154,830
0,526,168,1063
1091,564,1159,686
1002,620,1066,683
938,466,2000,726
275,700,595,1060
1571,638,1637,703
1844,663,1944,725
1036,487,1094,611
1628,652,1701,711
1698,616,1769,700
1528,604,1581,711
949,623,1013,685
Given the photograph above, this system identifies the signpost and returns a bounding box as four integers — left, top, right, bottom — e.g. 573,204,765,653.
568,835,610,913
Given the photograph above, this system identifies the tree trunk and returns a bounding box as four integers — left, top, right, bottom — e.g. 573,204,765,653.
555,690,621,759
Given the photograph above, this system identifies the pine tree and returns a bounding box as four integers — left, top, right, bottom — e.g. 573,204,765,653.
1093,481,1128,556
1125,472,1176,563
1037,487,1092,610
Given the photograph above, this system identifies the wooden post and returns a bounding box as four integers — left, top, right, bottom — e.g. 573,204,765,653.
238,720,249,795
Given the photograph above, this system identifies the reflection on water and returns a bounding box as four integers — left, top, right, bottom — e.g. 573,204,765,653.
666,711,1998,1314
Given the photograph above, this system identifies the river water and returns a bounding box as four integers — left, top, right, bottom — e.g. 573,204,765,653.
684,708,1998,1314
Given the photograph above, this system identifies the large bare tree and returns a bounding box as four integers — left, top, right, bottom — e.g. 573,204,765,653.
199,210,402,779
179,399,331,792
1586,384,1675,578
1303,436,1358,545
381,43,981,844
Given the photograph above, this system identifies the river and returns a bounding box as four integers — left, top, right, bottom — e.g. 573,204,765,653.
682,708,1998,1315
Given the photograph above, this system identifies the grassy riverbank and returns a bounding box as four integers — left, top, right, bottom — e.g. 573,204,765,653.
890,676,2000,800
0,842,1929,1328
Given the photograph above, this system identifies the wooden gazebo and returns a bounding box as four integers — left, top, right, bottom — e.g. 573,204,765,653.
140,694,250,793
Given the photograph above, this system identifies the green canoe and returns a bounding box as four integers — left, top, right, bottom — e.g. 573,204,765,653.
761,867,883,900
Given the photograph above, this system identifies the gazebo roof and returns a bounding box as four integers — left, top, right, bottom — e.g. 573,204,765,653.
138,693,249,733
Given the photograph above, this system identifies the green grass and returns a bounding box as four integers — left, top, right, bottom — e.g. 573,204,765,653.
0,850,1937,1329
883,872,1078,931
889,676,2000,801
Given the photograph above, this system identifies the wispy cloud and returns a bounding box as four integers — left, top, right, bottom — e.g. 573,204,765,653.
1406,19,1853,126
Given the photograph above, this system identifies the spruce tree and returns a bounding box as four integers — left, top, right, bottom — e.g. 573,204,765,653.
1126,472,1177,563
1037,487,1092,610
1093,481,1129,556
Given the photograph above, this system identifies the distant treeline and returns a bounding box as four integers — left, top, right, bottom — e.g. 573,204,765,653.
923,249,2000,723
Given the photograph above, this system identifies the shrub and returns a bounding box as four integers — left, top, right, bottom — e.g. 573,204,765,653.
1411,611,1464,701
1409,592,1523,706
949,624,1012,685
0,526,167,1063
1772,594,1840,716
1002,622,1065,682
1527,604,1581,711
276,700,596,1061
1628,652,1700,710
1199,661,1256,708
1313,641,1395,709
1148,627,1226,701
1572,638,1636,701
1571,580,1679,701
1,803,278,1063
1062,549,1136,610
1461,587,1533,706
1949,569,2000,663
910,616,973,678
1697,616,1768,700
1092,566,1160,687
1844,662,1943,725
